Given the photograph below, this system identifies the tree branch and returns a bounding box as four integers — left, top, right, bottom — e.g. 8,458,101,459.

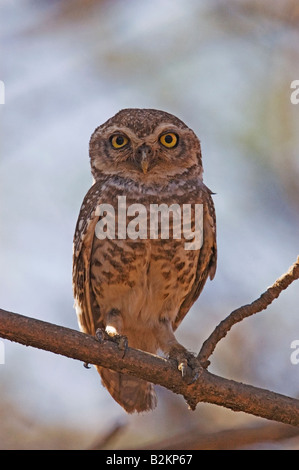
198,255,299,366
1,305,299,426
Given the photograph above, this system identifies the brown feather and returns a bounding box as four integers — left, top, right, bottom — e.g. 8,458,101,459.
72,109,217,413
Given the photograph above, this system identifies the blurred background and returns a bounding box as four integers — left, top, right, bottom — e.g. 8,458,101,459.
0,0,299,450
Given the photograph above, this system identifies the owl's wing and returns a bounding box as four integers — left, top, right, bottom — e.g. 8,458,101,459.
72,181,103,336
173,187,217,331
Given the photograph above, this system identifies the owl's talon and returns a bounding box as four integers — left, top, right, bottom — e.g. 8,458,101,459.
117,335,128,351
181,362,202,385
112,334,128,358
95,328,109,343
83,362,91,369
178,360,188,378
169,346,202,384
189,366,201,384
95,328,128,357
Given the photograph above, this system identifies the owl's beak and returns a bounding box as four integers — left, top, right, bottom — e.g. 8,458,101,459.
136,144,152,174
141,158,149,174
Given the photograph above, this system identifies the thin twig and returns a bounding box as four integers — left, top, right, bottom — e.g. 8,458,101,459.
88,421,127,450
198,255,299,366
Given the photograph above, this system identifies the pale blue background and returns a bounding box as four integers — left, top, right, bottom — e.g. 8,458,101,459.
0,0,298,449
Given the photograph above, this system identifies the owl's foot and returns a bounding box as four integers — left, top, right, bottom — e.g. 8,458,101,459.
110,333,128,356
168,345,202,385
95,327,110,343
95,327,128,358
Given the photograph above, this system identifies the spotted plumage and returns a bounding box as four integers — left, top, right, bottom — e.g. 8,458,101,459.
73,108,217,413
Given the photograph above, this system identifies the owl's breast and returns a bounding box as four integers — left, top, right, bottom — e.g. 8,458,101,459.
90,209,200,328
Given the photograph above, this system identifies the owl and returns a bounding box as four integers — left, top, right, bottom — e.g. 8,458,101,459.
72,108,217,413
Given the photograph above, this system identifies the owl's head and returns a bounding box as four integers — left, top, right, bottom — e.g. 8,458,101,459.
89,109,203,183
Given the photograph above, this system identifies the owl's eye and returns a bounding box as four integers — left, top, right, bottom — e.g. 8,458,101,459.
110,134,129,149
159,133,178,148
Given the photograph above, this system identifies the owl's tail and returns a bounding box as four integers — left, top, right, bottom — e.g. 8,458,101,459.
98,367,157,413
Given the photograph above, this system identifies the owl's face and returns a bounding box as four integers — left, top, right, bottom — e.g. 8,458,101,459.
89,108,203,184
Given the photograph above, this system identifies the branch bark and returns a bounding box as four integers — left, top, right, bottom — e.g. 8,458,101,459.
0,304,299,426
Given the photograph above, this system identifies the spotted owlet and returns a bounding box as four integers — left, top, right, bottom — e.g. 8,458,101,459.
72,108,217,413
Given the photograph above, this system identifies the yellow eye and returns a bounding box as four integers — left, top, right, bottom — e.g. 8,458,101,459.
159,133,178,148
111,134,129,149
